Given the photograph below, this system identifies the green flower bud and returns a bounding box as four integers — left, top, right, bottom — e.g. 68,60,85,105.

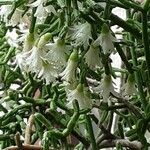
23,32,34,52
69,50,78,62
37,33,52,48
101,23,109,34
76,83,84,93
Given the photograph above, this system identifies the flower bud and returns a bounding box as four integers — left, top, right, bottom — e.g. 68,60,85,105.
69,50,78,62
23,32,34,52
101,23,110,35
37,33,52,49
76,83,84,92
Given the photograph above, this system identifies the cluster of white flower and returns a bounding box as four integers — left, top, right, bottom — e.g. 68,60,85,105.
16,33,70,84
15,21,118,107
72,23,119,103
0,1,125,109
0,0,57,26
15,31,93,108
0,1,144,149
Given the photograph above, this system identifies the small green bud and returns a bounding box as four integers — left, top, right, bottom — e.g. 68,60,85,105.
23,32,34,52
101,23,109,34
103,74,112,85
76,83,84,92
37,33,52,48
57,38,64,45
43,33,52,42
27,32,34,42
69,50,78,62
127,73,135,83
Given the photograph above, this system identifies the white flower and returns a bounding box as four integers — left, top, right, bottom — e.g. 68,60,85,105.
26,33,52,73
46,38,70,67
15,26,30,48
26,46,45,73
38,58,59,84
60,50,78,85
123,74,136,96
5,29,18,47
64,81,78,92
0,5,11,22
22,32,34,52
101,74,115,102
67,84,92,109
72,22,92,49
8,9,23,26
0,5,23,26
30,0,57,23
84,44,101,69
94,23,116,54
15,51,30,71
15,32,35,71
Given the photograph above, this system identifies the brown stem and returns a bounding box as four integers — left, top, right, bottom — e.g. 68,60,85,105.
98,139,142,150
4,144,42,150
24,114,35,144
15,132,23,150
111,91,143,118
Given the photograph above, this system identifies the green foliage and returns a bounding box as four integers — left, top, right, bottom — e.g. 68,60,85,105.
0,0,150,150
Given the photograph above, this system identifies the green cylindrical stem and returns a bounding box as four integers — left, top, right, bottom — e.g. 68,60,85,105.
142,12,150,93
34,113,52,130
29,8,36,33
85,115,98,150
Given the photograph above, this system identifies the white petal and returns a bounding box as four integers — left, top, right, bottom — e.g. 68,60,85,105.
34,4,46,19
0,5,11,16
45,5,57,15
46,40,68,66
84,45,101,69
26,46,45,73
30,0,42,7
10,9,23,26
93,36,101,47
110,34,117,42
16,51,30,71
57,0,65,7
72,22,92,49
66,85,92,109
